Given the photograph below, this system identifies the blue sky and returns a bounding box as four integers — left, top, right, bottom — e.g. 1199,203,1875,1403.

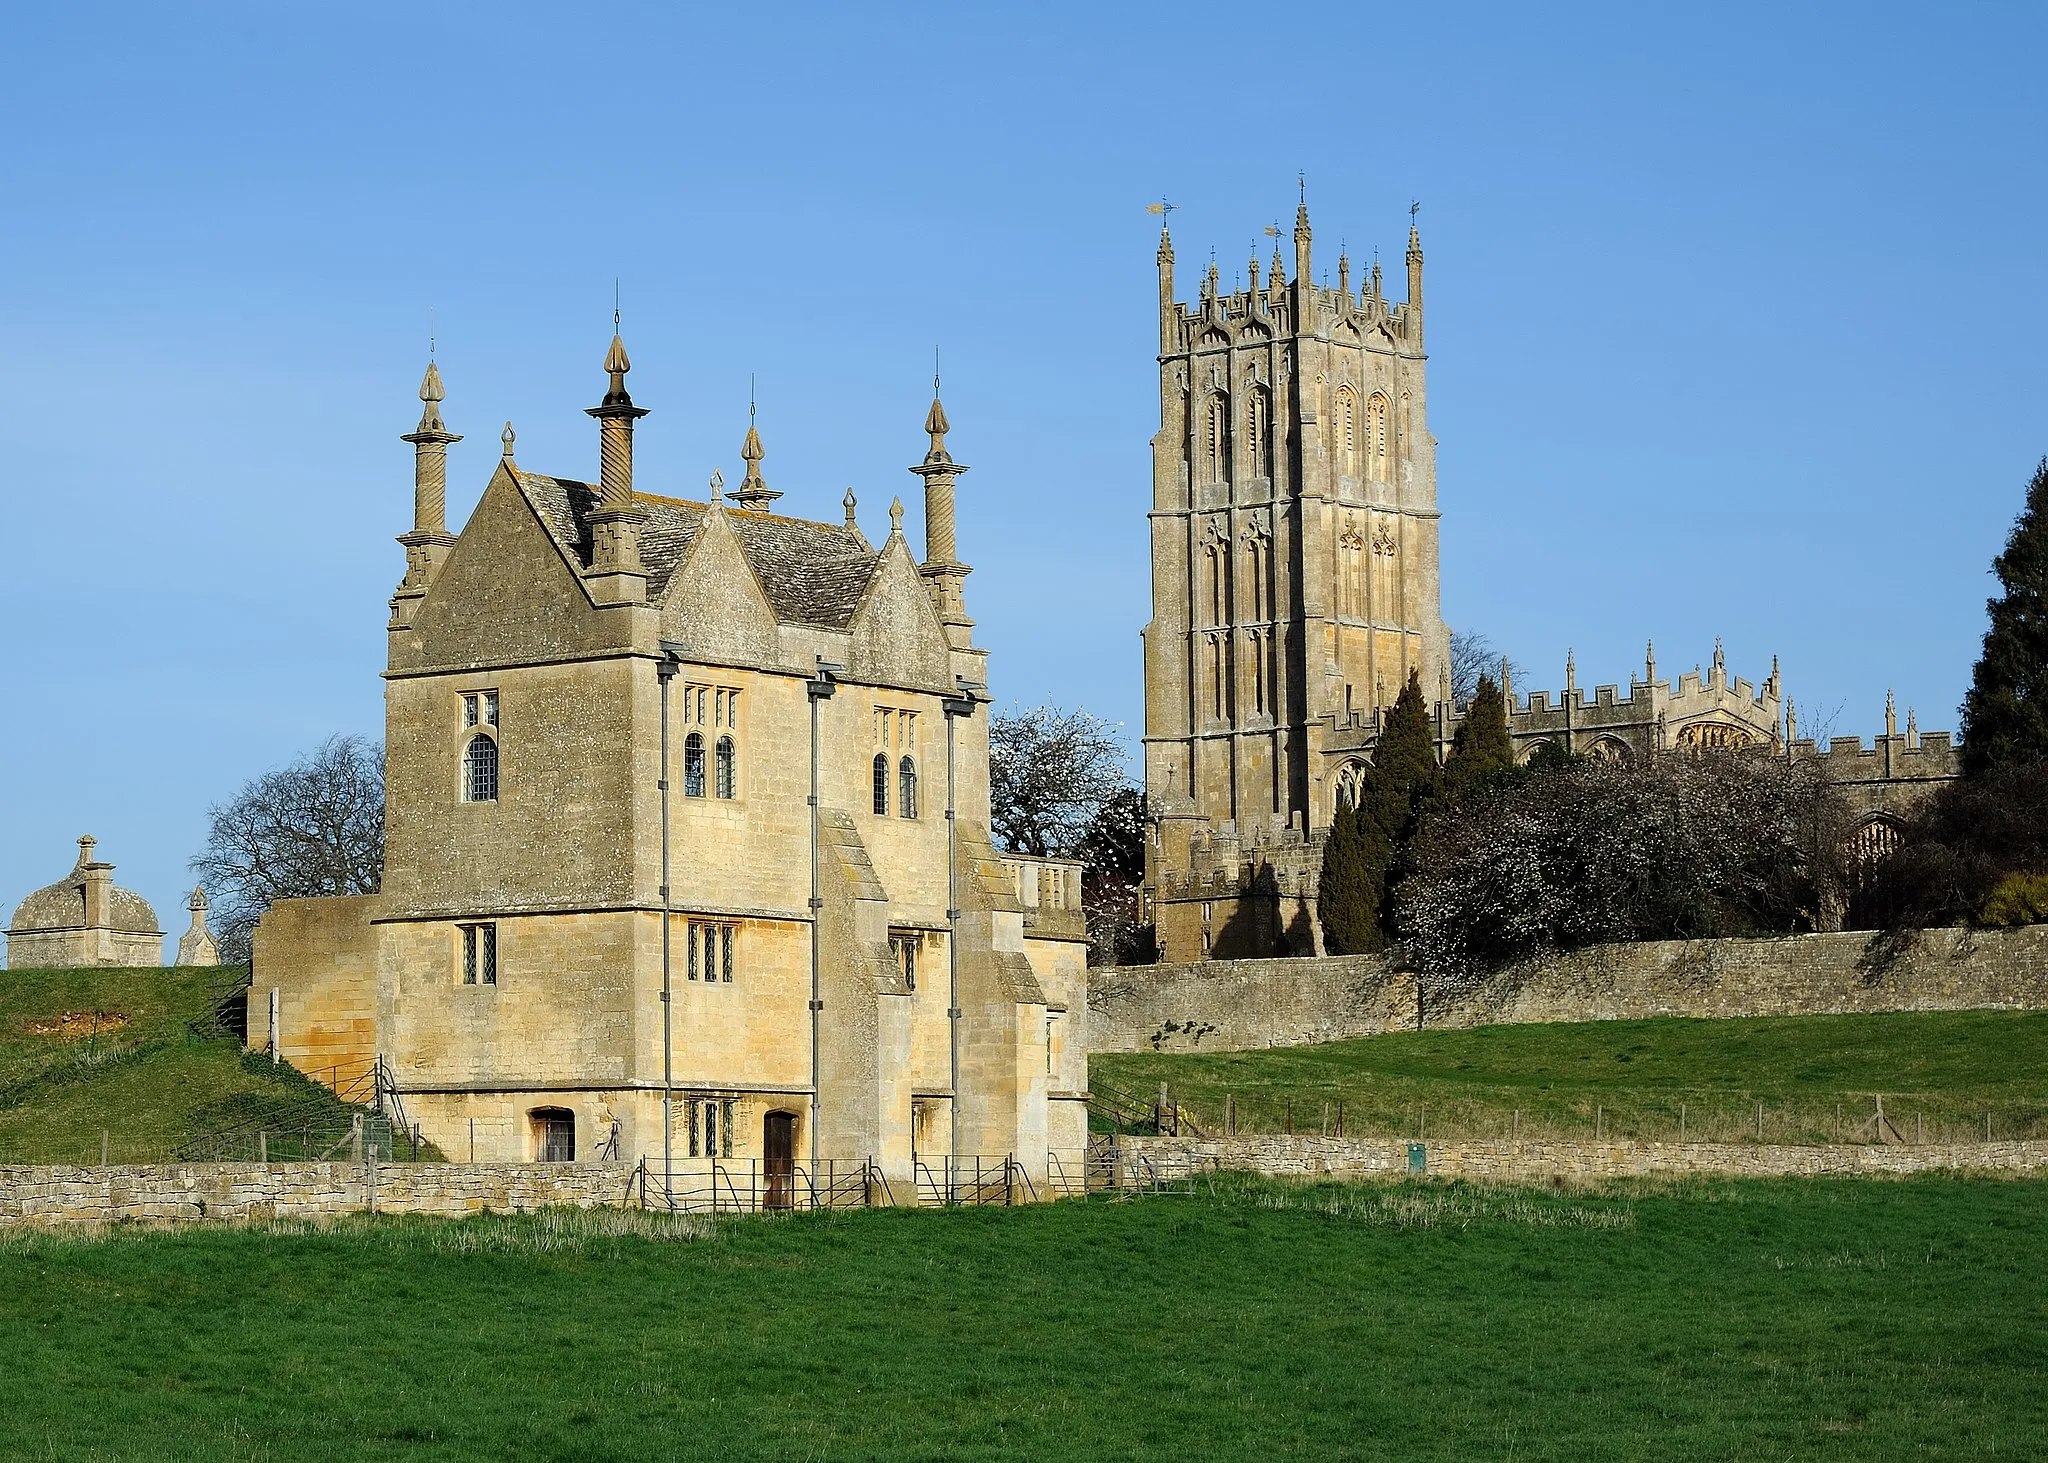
2,2,2044,953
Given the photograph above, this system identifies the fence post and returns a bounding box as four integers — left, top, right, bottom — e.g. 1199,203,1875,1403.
100,1130,109,1167
1336,1100,1344,1139
1596,1105,1603,1140
350,1112,364,1165
258,1131,267,1164
1757,1103,1764,1141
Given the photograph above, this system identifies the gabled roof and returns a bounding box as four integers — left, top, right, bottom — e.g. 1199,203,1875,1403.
512,472,883,629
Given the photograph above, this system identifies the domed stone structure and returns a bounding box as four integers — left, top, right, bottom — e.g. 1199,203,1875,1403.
6,836,163,969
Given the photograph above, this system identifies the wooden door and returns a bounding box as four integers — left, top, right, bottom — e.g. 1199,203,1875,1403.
763,1110,796,1209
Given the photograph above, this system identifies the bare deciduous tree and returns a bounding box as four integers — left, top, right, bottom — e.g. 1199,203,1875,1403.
989,705,1154,963
1448,628,1525,707
189,736,385,963
987,705,1132,858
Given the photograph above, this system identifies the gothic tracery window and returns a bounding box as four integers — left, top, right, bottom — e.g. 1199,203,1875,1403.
1365,392,1391,481
1848,818,1901,883
1676,722,1754,752
1206,394,1229,482
1246,386,1269,478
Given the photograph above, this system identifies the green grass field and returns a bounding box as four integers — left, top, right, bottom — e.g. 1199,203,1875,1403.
0,1174,2042,1459
0,966,378,1163
1092,1010,2048,1145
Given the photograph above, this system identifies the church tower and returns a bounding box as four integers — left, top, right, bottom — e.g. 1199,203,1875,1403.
1141,201,1446,960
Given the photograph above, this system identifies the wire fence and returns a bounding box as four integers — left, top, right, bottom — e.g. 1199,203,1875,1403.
1093,1085,2048,1148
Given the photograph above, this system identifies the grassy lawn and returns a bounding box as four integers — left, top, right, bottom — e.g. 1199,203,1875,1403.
0,1174,2042,1459
1093,1010,2048,1145
0,967,383,1163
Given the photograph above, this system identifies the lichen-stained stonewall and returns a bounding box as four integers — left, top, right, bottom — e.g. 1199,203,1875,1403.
252,340,1089,1195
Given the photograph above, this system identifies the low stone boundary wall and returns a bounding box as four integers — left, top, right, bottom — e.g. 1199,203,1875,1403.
1090,925,2048,1053
1118,1133,2048,1183
0,1162,637,1230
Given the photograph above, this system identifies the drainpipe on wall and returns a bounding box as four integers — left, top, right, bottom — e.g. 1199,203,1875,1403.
657,651,679,1208
941,683,980,1175
806,661,843,1185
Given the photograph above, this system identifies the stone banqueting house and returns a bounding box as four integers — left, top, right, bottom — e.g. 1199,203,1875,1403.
4,836,219,969
252,341,1089,1194
1141,203,1957,963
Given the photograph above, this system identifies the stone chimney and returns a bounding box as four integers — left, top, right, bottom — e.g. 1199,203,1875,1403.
392,360,462,627
583,332,649,605
909,392,974,649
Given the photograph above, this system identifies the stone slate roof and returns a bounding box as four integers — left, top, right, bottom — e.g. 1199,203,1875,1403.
515,472,881,629
9,868,159,937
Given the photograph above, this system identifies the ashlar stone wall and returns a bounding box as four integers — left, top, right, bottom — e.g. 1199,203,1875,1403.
1118,1133,2048,1183
1091,925,2048,1054
0,1162,637,1230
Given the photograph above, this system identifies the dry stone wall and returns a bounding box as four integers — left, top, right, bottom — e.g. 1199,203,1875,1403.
0,1162,636,1230
1091,926,2048,1053
1119,1133,2048,1183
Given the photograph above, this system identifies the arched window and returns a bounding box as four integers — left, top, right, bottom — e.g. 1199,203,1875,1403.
1365,392,1390,481
1849,818,1902,882
1337,387,1358,475
872,753,890,815
1206,394,1229,481
1246,387,1268,477
684,732,706,798
716,736,736,799
463,734,499,802
899,757,918,819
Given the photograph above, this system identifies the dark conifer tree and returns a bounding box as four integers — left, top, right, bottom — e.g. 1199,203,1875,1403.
1364,672,1441,941
1961,458,2048,777
1318,672,1442,953
1443,673,1516,797
1316,805,1377,955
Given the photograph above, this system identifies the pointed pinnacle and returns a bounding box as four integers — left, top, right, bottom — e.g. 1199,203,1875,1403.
420,361,445,403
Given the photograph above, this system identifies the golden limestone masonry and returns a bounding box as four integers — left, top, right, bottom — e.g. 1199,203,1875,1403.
1141,202,1954,962
252,340,1088,1198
